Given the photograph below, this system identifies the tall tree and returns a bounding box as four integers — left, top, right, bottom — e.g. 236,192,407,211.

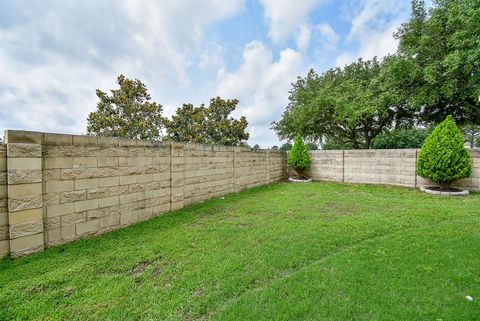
273,57,414,149
395,0,480,126
87,75,166,140
165,97,249,146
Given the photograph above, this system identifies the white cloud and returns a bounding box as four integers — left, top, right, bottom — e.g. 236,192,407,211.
295,24,312,51
260,0,323,46
335,0,409,66
316,23,340,51
217,41,305,147
0,0,244,136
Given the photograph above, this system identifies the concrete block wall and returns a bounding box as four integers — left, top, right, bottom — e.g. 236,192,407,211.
1,130,287,257
40,134,172,249
0,145,8,256
307,149,479,191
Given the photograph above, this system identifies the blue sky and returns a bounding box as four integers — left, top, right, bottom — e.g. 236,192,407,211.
0,0,412,147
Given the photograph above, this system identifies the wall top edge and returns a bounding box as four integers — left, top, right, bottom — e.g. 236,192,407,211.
309,148,479,153
3,130,287,153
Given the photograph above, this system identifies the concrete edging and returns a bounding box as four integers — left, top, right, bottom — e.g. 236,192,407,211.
420,186,469,196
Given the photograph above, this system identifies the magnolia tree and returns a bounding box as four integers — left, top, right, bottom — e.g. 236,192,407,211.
288,134,311,179
417,116,472,190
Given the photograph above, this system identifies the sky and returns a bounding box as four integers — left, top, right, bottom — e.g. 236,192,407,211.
0,0,412,147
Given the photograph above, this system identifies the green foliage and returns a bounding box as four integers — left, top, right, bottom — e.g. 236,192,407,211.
273,56,415,149
87,75,166,140
371,128,431,149
417,116,472,189
322,139,351,150
279,143,292,151
305,142,318,150
165,97,249,146
270,145,279,150
461,124,480,148
288,134,311,177
395,0,480,126
274,0,480,148
253,144,260,149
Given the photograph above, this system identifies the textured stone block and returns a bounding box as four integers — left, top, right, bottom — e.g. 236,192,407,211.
61,190,87,203
43,193,60,205
87,188,109,200
61,212,86,225
7,143,42,158
109,185,129,196
10,221,43,238
8,195,42,212
8,169,42,184
44,216,61,229
86,208,108,220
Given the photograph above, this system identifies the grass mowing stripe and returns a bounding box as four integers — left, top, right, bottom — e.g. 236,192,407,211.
209,215,456,318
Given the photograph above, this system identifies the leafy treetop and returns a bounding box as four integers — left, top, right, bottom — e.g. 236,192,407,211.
165,97,249,146
87,75,166,140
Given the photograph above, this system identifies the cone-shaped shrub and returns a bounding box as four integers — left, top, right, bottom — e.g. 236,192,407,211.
417,115,472,190
288,134,311,178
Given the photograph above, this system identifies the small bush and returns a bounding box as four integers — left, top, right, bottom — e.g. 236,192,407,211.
417,116,472,189
288,134,311,178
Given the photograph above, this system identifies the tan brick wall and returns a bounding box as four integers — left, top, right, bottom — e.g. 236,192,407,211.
6,139,44,257
41,134,171,247
307,148,479,191
1,130,286,257
0,145,8,256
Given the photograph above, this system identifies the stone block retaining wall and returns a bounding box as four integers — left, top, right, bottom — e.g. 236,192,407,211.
2,130,286,257
306,149,480,191
3,129,478,258
0,145,8,256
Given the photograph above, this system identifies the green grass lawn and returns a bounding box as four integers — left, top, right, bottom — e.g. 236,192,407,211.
1,182,479,320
